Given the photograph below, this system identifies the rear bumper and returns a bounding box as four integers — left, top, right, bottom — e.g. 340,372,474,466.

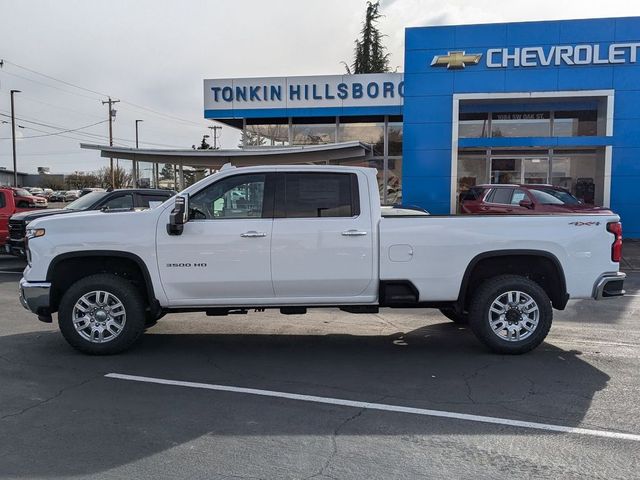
19,278,51,315
592,272,626,300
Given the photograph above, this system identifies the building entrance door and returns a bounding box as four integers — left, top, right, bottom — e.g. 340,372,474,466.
490,156,549,184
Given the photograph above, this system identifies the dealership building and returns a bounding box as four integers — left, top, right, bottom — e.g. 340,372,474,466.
88,16,640,236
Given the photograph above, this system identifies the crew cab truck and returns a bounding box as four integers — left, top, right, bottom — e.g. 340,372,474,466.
18,165,626,355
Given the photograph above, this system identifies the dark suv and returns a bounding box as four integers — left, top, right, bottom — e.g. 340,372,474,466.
7,188,176,257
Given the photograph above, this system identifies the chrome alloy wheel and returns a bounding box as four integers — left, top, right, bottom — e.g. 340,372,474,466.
488,290,539,342
72,290,126,343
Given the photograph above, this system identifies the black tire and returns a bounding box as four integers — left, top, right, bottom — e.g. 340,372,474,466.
17,201,29,208
439,307,468,324
468,275,552,354
58,273,146,355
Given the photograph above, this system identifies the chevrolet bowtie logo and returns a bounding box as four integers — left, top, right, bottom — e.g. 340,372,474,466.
431,51,483,69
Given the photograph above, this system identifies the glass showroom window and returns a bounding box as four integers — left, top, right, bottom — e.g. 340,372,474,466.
491,111,550,137
387,121,403,205
551,149,605,205
459,112,489,138
338,122,385,155
457,151,488,205
292,122,335,145
246,124,289,146
553,110,598,136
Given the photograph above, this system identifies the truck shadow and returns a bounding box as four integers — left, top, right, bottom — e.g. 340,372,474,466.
0,321,612,478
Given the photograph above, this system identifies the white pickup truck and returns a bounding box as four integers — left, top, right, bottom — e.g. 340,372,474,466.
19,165,625,355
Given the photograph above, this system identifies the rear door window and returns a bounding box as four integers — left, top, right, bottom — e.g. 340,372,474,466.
281,173,359,218
487,188,514,205
136,193,172,208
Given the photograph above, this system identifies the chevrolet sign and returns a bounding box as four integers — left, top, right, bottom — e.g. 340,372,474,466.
431,51,483,69
431,43,640,69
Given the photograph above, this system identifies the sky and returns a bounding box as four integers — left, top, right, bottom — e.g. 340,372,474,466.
0,0,639,174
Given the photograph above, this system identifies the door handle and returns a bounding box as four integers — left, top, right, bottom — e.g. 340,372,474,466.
240,231,267,238
341,229,368,236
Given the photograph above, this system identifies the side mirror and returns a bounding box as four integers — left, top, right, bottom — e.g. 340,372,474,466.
519,198,534,209
167,195,189,235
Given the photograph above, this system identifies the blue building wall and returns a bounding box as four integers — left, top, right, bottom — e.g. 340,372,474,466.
403,17,640,237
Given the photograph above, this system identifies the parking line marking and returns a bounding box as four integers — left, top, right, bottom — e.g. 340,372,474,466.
106,373,640,442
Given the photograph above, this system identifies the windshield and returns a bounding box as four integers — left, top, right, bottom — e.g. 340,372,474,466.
14,189,31,197
529,187,581,205
64,191,108,210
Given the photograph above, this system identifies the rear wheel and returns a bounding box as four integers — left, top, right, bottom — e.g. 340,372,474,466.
468,275,552,354
58,273,146,355
439,307,468,324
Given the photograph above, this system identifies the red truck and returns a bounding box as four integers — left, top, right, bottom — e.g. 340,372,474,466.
0,187,41,249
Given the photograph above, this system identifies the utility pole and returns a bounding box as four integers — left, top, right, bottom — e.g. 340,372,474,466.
208,125,222,149
134,119,143,187
102,97,120,188
10,90,20,187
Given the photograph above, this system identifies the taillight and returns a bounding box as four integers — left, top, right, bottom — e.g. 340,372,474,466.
607,222,623,263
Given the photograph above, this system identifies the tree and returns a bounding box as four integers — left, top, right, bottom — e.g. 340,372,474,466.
160,163,174,180
39,178,65,190
95,166,131,189
65,172,100,190
238,130,266,148
346,1,390,74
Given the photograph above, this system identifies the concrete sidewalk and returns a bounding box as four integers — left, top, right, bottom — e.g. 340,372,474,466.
622,239,640,272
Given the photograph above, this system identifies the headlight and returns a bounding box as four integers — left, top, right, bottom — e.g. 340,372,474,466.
25,228,45,240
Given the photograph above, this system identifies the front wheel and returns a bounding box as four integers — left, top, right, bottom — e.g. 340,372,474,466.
468,275,552,354
58,273,146,355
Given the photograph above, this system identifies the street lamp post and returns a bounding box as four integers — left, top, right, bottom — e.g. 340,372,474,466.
10,89,21,187
134,119,143,187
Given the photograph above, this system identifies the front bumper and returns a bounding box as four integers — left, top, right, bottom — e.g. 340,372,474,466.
592,272,626,300
19,278,51,315
6,238,26,258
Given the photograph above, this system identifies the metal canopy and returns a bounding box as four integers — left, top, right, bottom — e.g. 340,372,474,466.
80,141,372,168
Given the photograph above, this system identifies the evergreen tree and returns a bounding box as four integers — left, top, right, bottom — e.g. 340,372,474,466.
160,163,174,180
348,1,390,74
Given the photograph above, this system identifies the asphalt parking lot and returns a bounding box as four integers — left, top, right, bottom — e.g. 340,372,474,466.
1,255,639,479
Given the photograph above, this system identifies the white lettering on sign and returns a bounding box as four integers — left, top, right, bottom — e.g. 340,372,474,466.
486,43,640,68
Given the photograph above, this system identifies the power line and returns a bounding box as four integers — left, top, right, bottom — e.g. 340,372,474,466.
0,111,189,148
1,59,208,129
0,69,102,101
0,119,107,139
1,59,108,97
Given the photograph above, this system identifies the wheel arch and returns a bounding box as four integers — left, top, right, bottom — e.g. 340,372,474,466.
46,250,159,314
458,250,568,311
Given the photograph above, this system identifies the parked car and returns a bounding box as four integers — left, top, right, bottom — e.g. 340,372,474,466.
459,184,612,215
0,187,40,248
64,190,81,202
9,187,47,209
28,187,45,197
18,165,624,356
48,191,67,202
42,188,54,198
7,188,176,257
